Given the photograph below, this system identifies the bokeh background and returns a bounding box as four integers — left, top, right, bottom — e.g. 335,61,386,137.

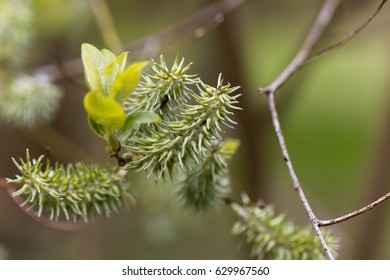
0,0,389,259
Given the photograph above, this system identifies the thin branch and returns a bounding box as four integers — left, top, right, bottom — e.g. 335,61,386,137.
159,13,225,57
87,0,124,53
318,191,390,227
304,0,388,66
5,182,89,231
31,0,249,82
258,0,342,260
31,57,83,84
2,178,88,230
1,162,129,231
259,0,388,259
21,125,98,164
0,177,9,188
53,50,88,91
223,196,266,209
258,0,341,95
125,0,248,59
266,91,334,260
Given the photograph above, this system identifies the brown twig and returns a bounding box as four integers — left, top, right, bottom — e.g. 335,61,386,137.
53,49,87,90
318,191,390,227
21,125,98,164
260,0,342,260
31,0,249,82
160,13,225,56
258,0,341,96
3,181,90,231
266,91,335,260
0,177,9,188
223,197,266,209
260,0,388,259
304,0,388,66
258,0,387,95
125,0,247,59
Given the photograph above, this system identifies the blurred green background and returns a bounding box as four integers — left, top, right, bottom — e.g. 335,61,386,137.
0,0,389,259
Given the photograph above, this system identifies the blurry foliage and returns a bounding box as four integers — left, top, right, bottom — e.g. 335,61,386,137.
0,0,64,128
0,0,32,66
178,139,240,212
33,0,89,36
0,74,62,128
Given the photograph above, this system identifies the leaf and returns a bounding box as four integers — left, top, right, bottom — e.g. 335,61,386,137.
101,49,117,64
115,52,128,72
87,115,106,139
109,61,149,104
81,43,104,93
122,111,161,131
82,44,129,96
102,53,129,95
84,91,126,130
104,61,120,96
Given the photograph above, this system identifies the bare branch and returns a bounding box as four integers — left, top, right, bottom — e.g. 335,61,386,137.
259,0,389,259
305,0,388,66
20,125,99,164
266,91,335,260
2,178,89,230
31,0,249,82
301,0,387,67
159,13,225,57
318,191,390,227
5,182,89,231
125,0,248,59
258,0,341,95
0,177,9,189
257,0,343,260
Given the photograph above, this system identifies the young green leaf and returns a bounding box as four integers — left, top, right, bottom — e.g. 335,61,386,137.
81,43,104,93
122,111,161,131
82,44,130,96
104,61,120,96
87,115,106,138
100,49,117,64
109,61,149,104
102,52,129,95
115,52,128,72
84,91,125,130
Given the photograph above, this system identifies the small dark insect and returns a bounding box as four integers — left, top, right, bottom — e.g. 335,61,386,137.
117,157,127,167
160,94,169,110
44,146,51,159
43,146,51,169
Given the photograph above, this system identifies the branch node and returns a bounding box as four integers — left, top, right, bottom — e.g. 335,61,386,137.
258,87,270,95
